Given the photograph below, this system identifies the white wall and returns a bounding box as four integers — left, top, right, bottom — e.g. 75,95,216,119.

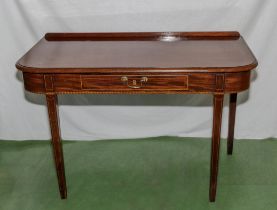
0,0,276,140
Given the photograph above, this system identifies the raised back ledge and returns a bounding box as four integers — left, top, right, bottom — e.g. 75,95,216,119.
44,31,241,41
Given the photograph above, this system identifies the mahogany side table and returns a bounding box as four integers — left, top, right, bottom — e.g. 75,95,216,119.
16,31,258,202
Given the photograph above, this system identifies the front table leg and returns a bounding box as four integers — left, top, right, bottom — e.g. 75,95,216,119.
209,93,224,202
46,94,67,199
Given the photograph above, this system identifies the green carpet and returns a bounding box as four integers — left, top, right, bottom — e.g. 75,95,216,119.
0,137,277,210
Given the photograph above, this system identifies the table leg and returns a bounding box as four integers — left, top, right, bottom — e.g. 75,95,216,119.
209,93,224,202
227,93,237,155
46,94,67,199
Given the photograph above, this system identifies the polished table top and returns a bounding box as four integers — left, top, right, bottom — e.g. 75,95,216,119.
16,31,257,74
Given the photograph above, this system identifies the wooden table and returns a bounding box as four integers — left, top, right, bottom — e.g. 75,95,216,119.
16,31,258,202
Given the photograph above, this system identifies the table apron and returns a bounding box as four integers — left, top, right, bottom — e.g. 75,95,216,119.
22,71,251,94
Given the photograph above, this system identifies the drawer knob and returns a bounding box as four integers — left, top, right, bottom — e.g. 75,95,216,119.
121,76,148,89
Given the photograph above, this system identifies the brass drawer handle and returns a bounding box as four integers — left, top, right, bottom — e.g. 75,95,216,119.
121,76,148,89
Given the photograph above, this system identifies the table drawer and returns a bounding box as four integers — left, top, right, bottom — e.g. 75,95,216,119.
81,75,189,91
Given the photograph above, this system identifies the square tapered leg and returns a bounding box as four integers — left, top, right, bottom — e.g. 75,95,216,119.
227,93,237,155
46,94,67,199
209,93,224,202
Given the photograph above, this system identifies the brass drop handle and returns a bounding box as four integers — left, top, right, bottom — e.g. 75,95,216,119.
121,76,148,89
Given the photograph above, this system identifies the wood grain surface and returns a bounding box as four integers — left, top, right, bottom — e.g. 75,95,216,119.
16,31,257,73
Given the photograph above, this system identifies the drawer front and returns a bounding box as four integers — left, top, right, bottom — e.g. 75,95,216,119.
81,75,189,91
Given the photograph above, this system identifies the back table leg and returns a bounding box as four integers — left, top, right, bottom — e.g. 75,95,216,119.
209,93,224,202
227,93,237,155
46,94,67,199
